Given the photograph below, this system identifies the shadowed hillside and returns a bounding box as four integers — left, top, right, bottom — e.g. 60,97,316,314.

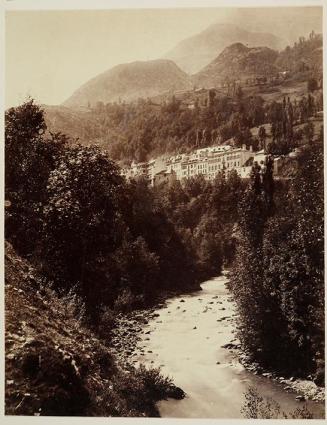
5,242,183,416
64,59,192,108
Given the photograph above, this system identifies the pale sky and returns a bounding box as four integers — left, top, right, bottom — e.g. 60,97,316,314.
5,7,322,107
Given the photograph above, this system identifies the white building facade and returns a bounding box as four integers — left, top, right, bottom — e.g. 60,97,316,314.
122,144,258,185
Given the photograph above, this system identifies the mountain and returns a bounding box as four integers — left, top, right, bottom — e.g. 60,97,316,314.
64,59,192,107
193,43,279,88
164,23,285,74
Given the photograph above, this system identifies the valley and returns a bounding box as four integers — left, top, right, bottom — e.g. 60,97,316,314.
5,7,325,420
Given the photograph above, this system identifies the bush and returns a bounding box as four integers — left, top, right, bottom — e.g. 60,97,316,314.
134,364,174,401
109,365,183,417
17,341,90,415
241,387,313,419
98,307,117,341
241,386,280,419
60,287,86,326
114,288,144,313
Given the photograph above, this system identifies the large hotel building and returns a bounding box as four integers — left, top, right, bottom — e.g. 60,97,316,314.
121,144,270,186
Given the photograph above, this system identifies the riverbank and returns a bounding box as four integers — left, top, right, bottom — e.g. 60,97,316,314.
223,341,325,404
221,289,325,404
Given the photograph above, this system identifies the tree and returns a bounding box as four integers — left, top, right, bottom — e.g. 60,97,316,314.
230,144,324,377
228,159,277,367
236,86,244,101
258,126,267,150
5,99,66,256
112,236,160,304
194,213,223,277
303,121,314,142
263,144,323,376
307,78,318,93
42,144,124,318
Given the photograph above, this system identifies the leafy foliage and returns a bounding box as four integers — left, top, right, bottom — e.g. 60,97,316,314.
229,141,324,378
5,100,67,256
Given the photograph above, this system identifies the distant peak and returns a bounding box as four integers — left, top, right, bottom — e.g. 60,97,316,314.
205,22,243,32
223,42,248,52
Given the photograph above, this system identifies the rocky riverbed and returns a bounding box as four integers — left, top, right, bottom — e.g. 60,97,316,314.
109,275,325,418
110,307,164,367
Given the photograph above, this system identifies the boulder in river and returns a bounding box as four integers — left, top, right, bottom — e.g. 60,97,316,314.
166,385,186,400
221,343,240,350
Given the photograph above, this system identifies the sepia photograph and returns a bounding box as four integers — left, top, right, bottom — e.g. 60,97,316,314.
2,0,325,420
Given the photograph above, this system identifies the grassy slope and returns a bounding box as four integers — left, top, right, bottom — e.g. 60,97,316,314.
5,242,181,417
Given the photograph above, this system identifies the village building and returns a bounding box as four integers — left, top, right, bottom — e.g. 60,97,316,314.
121,140,296,185
153,170,176,186
164,144,254,182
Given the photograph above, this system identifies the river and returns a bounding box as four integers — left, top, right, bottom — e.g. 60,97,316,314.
132,274,325,418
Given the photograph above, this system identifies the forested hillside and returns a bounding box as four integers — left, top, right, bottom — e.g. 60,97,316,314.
45,86,322,163
6,100,245,321
276,31,322,74
41,32,323,164
5,241,184,416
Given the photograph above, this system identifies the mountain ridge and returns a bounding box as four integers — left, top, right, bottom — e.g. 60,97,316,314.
164,22,285,74
64,59,192,108
193,42,280,88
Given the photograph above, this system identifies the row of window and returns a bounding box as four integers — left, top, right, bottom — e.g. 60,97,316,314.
180,161,242,177
226,154,240,160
